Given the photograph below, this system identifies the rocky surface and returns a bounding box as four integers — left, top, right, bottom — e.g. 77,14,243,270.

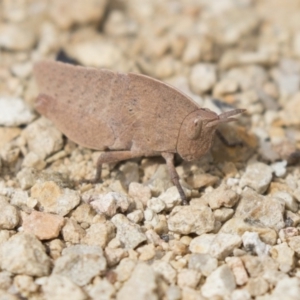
1,0,300,299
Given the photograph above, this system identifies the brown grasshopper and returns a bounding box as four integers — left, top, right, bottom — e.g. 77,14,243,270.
34,60,245,205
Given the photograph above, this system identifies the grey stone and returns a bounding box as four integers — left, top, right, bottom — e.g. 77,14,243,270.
146,165,173,197
226,257,248,286
0,24,36,50
0,197,19,230
0,271,12,290
53,245,107,286
269,277,300,300
209,233,242,260
49,0,108,29
166,285,181,300
0,97,35,126
147,197,166,213
117,263,157,300
43,275,87,300
188,253,218,277
231,289,251,300
127,210,144,223
0,233,51,276
61,218,86,244
168,205,214,235
220,217,277,245
270,242,295,273
177,269,201,288
214,208,234,222
71,203,97,224
31,181,80,216
189,234,216,254
245,277,269,297
115,258,137,282
89,278,115,300
159,186,190,210
189,63,217,94
22,117,63,160
201,265,236,298
81,222,115,248
235,189,285,232
89,192,130,217
273,191,298,212
242,231,270,256
240,162,273,194
152,260,177,285
287,236,300,256
111,214,146,249
203,185,239,209
16,168,37,190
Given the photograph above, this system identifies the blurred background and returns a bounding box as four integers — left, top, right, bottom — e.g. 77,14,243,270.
1,0,300,167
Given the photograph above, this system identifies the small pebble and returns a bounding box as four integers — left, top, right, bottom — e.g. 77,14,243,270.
168,205,215,235
117,263,157,300
269,277,300,299
189,63,217,94
0,233,51,276
0,97,35,126
188,253,218,277
22,117,63,160
49,0,108,29
16,168,37,190
287,236,300,256
271,161,287,177
89,192,130,217
201,265,236,298
128,182,152,207
189,234,215,254
235,189,285,232
31,181,80,216
61,218,86,244
137,244,155,261
203,185,239,209
53,245,107,286
127,210,144,223
14,274,38,297
214,208,234,222
226,256,248,286
152,260,177,285
81,222,115,248
166,285,181,300
105,247,127,267
273,191,298,212
240,162,273,194
89,278,115,300
71,203,97,224
177,269,201,288
43,274,87,300
0,24,36,50
111,214,147,249
242,231,270,256
147,197,166,213
270,242,295,273
209,233,242,260
158,186,183,210
231,289,252,300
22,210,64,240
115,258,137,283
0,197,19,230
245,277,269,297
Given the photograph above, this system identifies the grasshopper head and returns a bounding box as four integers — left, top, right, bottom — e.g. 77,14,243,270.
177,108,245,161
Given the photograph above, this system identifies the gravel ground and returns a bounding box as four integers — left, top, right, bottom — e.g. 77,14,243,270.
1,0,300,299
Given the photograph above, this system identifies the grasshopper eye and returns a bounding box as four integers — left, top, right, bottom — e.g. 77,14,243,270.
186,118,202,140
